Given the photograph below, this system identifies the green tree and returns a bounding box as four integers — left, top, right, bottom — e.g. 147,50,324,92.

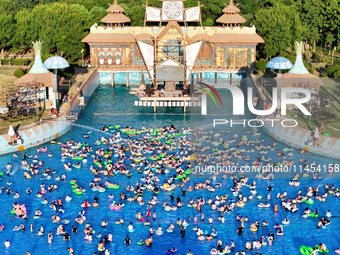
255,59,268,71
0,14,15,52
254,3,305,59
89,6,107,25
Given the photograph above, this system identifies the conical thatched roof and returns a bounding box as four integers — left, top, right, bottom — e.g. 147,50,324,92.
217,0,246,25
222,0,241,13
101,13,131,24
13,73,64,87
216,14,246,24
107,0,125,13
13,41,64,87
101,0,130,25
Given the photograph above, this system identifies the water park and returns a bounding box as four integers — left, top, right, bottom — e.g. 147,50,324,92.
0,0,340,255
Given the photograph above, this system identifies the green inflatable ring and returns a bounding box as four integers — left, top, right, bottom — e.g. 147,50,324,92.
72,190,83,195
165,140,172,144
299,246,313,255
323,132,331,136
176,175,185,179
151,133,157,136
112,185,120,189
137,241,144,245
307,213,319,217
303,199,314,205
184,170,191,175
0,172,4,176
10,210,16,214
71,185,79,189
150,138,155,142
69,181,77,184
114,125,120,129
223,145,229,149
108,126,113,130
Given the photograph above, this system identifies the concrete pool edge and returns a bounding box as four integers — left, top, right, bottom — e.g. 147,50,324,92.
0,68,100,155
263,117,340,160
0,115,72,155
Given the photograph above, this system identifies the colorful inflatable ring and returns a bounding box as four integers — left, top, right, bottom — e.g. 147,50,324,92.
73,190,83,195
299,246,313,255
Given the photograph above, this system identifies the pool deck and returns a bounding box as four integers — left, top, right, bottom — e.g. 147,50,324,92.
262,116,340,160
0,68,100,155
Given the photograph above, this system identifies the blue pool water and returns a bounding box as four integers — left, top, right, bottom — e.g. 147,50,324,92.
0,84,339,255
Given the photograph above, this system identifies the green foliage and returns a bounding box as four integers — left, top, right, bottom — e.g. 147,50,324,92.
326,65,340,77
255,59,268,71
334,70,340,79
14,68,25,78
312,52,321,62
1,59,31,65
1,0,340,62
89,6,107,24
203,18,214,26
254,3,304,59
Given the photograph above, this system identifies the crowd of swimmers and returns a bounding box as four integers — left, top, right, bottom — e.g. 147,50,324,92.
1,124,339,254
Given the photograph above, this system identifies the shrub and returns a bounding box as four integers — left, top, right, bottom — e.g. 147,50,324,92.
1,59,32,66
12,59,31,66
308,67,315,74
255,58,268,71
334,70,340,79
312,52,321,62
326,65,340,77
14,68,25,78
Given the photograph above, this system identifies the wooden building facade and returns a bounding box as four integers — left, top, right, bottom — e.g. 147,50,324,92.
82,0,264,73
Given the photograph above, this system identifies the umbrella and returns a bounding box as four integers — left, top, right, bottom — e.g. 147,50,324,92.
43,56,69,69
8,126,15,137
266,57,293,70
43,56,69,111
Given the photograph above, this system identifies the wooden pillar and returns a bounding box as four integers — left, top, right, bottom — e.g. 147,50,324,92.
196,72,199,83
184,101,186,113
230,73,233,85
153,101,156,113
215,72,218,84
122,47,125,67
111,73,114,87
200,72,203,83
126,72,129,88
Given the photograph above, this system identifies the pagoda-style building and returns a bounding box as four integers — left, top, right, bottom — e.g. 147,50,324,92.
216,0,246,27
101,0,130,27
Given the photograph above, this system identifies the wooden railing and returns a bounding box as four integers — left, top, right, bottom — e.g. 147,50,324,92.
62,67,99,113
